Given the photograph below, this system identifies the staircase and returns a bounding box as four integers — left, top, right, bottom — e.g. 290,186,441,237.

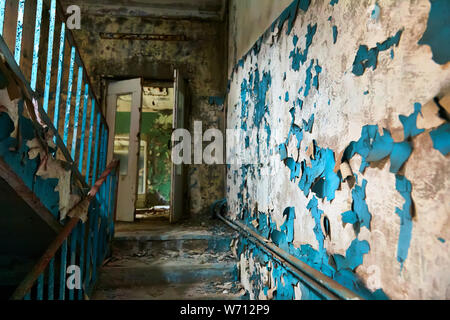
91,216,245,300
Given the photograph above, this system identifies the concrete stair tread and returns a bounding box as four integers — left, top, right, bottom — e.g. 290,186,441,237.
105,251,237,268
93,221,240,299
91,281,245,300
96,259,237,288
114,229,231,241
103,260,236,270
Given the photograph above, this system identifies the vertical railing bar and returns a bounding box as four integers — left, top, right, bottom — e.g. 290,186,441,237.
63,47,76,147
14,0,26,65
30,0,43,91
68,227,78,300
0,0,6,36
91,207,100,283
59,239,67,300
98,172,109,260
78,221,85,300
97,127,107,204
84,203,95,294
102,126,108,172
85,98,95,185
24,292,31,300
107,174,114,241
111,167,120,236
37,273,44,300
97,218,104,265
48,257,55,300
110,171,118,237
104,175,112,259
43,0,56,113
54,0,108,131
53,22,66,131
91,114,101,185
71,66,83,160
78,83,89,173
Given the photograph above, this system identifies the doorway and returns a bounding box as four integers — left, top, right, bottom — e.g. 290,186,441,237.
106,71,187,223
135,85,174,219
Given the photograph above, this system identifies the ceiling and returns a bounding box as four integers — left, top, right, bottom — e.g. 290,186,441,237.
60,0,227,21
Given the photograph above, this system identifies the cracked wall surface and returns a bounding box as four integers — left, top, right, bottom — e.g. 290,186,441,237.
226,0,450,300
71,14,227,217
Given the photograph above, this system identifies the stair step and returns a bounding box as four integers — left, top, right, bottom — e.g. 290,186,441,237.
97,262,237,288
92,281,244,300
92,221,241,300
113,230,235,255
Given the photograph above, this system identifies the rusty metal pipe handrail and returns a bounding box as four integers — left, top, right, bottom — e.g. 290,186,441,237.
216,211,364,300
10,159,120,301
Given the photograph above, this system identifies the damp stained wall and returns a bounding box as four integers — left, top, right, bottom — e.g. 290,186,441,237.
70,13,228,217
226,0,450,300
227,0,293,75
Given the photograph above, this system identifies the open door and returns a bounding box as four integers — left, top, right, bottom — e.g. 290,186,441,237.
170,70,187,223
106,78,143,222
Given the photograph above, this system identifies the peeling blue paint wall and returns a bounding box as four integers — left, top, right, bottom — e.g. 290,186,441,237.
227,0,450,300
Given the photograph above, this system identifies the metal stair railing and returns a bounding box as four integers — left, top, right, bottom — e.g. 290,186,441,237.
10,159,120,300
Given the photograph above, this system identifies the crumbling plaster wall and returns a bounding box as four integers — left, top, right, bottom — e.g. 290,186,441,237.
71,14,228,216
226,0,450,299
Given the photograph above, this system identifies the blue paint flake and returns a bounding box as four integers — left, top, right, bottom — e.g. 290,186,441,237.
285,91,289,102
304,59,314,97
438,237,446,243
352,30,403,76
365,128,394,162
399,103,425,139
343,125,394,173
341,179,372,231
330,0,339,6
371,3,380,21
264,121,272,148
332,25,338,44
299,144,341,201
240,79,249,131
429,123,450,156
418,0,450,64
252,69,272,128
390,142,412,173
302,114,315,133
395,175,413,270
281,207,296,243
345,239,370,271
307,197,326,255
313,62,322,90
290,24,317,71
286,157,301,181
277,0,310,36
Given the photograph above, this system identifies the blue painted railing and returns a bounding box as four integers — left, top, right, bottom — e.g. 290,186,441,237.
0,0,109,191
0,0,118,300
10,160,120,300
